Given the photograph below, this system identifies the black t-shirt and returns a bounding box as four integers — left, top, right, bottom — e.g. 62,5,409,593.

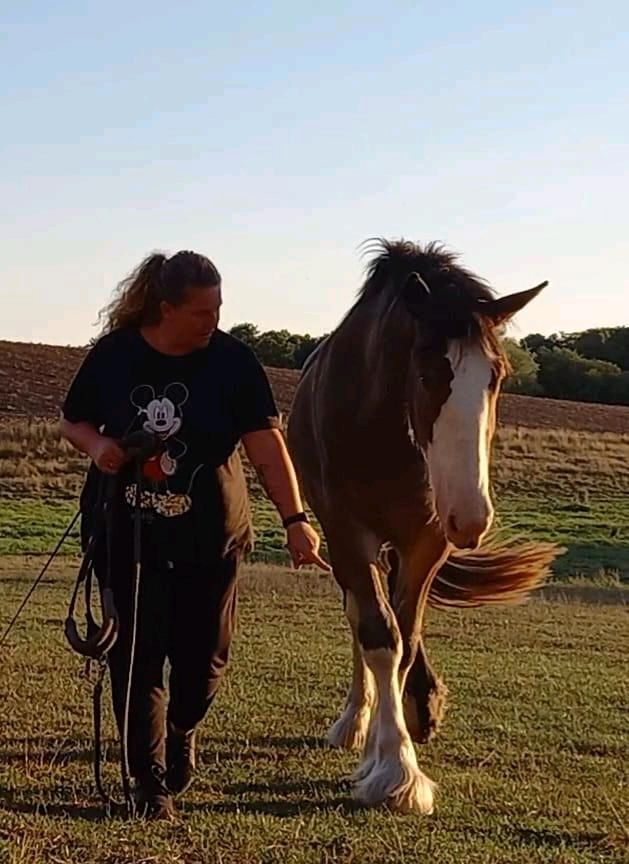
62,327,280,567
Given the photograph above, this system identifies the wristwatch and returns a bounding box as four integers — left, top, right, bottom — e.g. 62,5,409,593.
282,512,310,529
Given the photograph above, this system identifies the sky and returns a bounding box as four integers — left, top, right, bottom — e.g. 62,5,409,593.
1,1,627,347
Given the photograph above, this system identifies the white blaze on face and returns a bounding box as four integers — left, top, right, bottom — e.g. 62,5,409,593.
426,341,495,549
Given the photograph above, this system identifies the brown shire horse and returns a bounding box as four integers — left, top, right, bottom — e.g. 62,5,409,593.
286,239,563,816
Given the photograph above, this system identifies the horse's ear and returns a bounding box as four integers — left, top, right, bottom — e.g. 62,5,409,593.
403,271,431,316
478,281,548,326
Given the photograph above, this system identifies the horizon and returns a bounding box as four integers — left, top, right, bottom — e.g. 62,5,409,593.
2,2,627,346
2,311,628,352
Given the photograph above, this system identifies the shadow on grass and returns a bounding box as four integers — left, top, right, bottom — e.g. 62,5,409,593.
0,736,99,767
510,825,612,853
0,734,350,822
1,779,359,823
199,735,328,762
184,795,361,818
243,735,327,751
223,777,348,796
0,747,94,765
0,787,108,822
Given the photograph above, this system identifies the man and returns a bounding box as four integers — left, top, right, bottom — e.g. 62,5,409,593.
59,249,327,819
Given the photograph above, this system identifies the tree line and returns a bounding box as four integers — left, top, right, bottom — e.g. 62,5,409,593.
229,323,629,406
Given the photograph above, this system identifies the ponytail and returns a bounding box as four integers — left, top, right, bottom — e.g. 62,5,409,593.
98,252,167,334
97,249,220,336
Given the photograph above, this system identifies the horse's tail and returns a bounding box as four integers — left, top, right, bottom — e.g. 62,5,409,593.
427,539,565,610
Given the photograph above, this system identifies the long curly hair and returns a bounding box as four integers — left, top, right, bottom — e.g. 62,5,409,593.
97,250,221,334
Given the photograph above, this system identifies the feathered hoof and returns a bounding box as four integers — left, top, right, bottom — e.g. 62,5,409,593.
326,705,372,751
349,718,378,781
350,753,376,784
404,677,449,744
352,741,435,815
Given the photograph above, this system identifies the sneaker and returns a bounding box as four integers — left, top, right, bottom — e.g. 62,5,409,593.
134,767,177,821
166,722,197,795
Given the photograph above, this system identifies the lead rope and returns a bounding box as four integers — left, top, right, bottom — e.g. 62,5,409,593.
119,459,144,818
66,478,108,630
92,655,116,813
91,459,143,818
91,476,121,813
90,459,147,818
2,431,157,820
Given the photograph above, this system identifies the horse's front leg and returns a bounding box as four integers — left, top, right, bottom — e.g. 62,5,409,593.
327,620,375,750
388,529,450,744
336,559,434,814
349,589,434,813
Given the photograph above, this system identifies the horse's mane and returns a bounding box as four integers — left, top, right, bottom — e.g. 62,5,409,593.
359,238,495,305
354,238,504,353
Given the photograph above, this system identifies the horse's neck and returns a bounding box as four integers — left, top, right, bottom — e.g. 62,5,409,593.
317,298,424,492
301,335,327,375
329,298,413,425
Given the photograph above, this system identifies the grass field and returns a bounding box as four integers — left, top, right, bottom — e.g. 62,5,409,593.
1,415,628,861
1,419,628,582
1,560,628,864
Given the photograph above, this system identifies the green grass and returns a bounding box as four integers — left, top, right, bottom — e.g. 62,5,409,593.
1,561,628,863
0,495,290,564
0,499,81,555
3,492,628,583
495,496,629,582
1,417,629,580
1,414,628,861
2,489,628,583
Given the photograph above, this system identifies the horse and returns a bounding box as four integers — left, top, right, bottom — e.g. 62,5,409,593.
286,238,563,816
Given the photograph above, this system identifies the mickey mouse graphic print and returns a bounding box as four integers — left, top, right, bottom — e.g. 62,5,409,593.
124,382,195,518
62,326,280,566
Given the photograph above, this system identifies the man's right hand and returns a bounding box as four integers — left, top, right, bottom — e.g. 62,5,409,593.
89,436,127,474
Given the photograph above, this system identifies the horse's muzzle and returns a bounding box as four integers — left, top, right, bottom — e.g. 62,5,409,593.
445,508,493,550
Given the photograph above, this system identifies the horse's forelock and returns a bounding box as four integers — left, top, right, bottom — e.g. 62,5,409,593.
357,238,506,367
359,238,494,300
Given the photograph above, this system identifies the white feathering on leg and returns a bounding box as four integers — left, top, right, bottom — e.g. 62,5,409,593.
352,647,435,815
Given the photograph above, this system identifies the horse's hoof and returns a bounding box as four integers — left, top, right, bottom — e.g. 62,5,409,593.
351,738,435,815
386,770,435,815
